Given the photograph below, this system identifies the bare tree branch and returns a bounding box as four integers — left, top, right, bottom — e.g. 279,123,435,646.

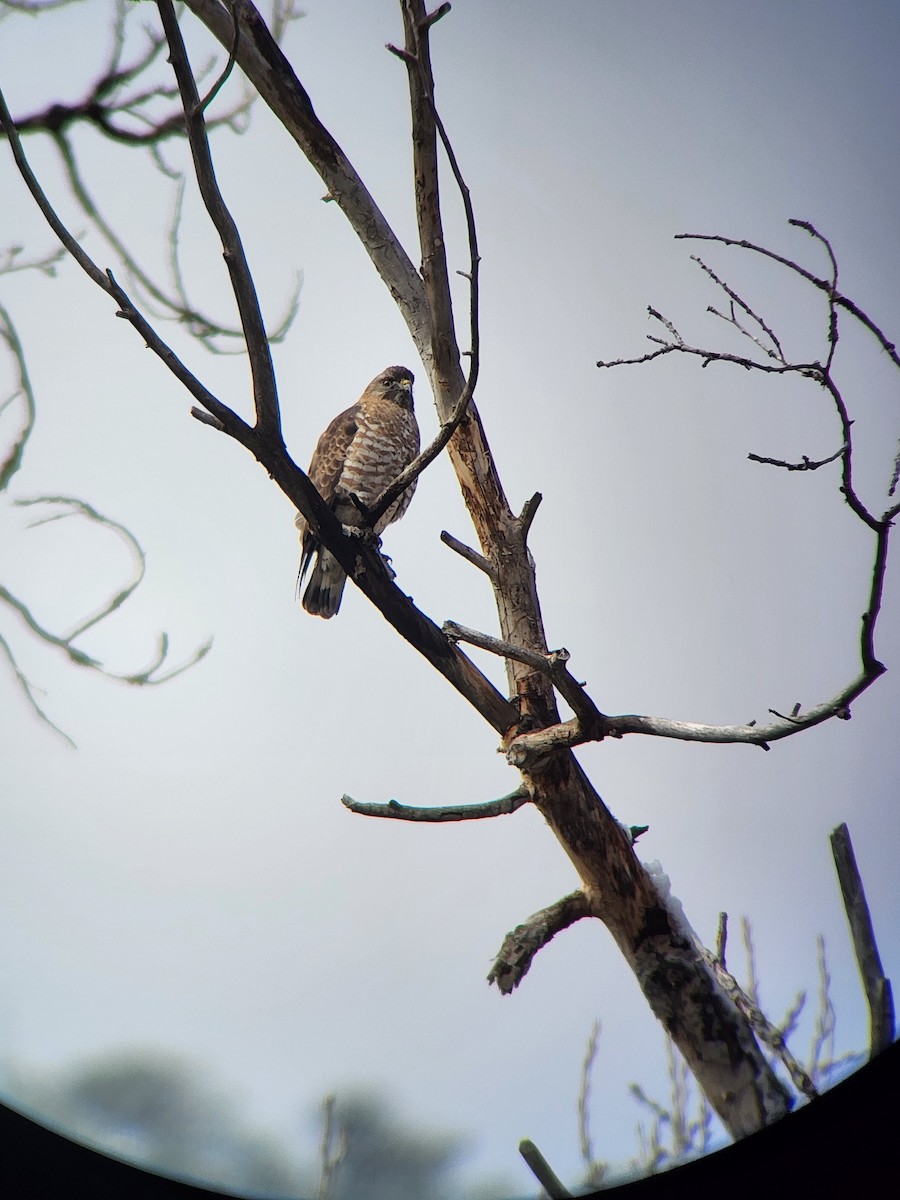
185,0,435,367
341,786,530,822
315,1094,348,1200
443,621,607,744
6,1,253,147
830,822,895,1057
1,496,212,683
702,927,818,1101
518,1139,572,1200
0,630,76,747
518,490,543,541
505,716,591,767
598,310,822,376
676,221,900,371
716,911,728,966
439,530,496,579
597,221,897,750
4,0,300,351
157,0,281,439
692,254,786,363
52,129,300,350
0,300,35,491
747,445,846,472
488,891,591,995
576,1020,606,1190
1,81,245,432
0,287,211,738
369,17,484,524
807,935,838,1084
602,669,877,747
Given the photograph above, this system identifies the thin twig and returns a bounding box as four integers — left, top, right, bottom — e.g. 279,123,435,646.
0,631,77,748
0,81,243,432
807,935,837,1085
54,130,298,348
0,302,36,491
577,1021,606,1189
748,446,846,471
677,225,900,371
701,936,818,1101
691,254,786,362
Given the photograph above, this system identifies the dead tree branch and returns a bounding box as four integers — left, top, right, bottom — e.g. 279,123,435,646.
341,786,530,822
701,934,818,1101
830,823,895,1057
370,18,483,524
676,221,900,371
157,1,281,439
747,446,846,471
1,497,212,682
597,220,897,745
5,2,297,351
518,1140,572,1200
7,1,251,146
439,530,496,580
443,620,608,748
0,292,209,740
488,891,591,995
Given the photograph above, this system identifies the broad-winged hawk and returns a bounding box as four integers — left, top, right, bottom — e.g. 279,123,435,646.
295,366,420,618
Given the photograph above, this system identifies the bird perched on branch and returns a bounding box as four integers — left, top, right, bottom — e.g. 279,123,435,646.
295,365,420,618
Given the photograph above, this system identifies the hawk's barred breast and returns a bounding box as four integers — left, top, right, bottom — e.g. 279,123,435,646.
294,367,420,618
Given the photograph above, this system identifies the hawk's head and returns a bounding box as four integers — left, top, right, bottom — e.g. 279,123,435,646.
370,365,415,411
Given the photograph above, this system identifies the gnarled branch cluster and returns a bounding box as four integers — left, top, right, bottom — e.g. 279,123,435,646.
0,285,209,743
594,219,897,747
3,0,300,350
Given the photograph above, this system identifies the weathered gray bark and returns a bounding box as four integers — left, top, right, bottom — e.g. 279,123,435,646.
831,823,895,1057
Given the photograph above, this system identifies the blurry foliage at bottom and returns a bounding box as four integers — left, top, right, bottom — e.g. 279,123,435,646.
8,1050,511,1200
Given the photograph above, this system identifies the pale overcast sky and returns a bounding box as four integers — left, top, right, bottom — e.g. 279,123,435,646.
1,2,899,1195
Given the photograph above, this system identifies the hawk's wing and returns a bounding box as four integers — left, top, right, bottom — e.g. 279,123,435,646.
295,403,360,582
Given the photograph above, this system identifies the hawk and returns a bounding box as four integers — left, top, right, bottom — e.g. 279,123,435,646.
295,365,420,618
